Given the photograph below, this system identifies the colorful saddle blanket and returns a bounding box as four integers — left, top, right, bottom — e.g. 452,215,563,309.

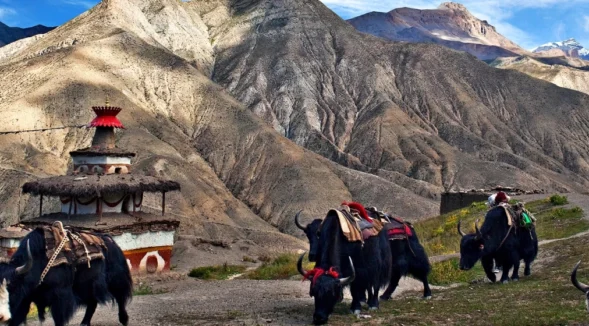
366,207,413,240
43,225,106,267
327,205,384,243
384,217,413,240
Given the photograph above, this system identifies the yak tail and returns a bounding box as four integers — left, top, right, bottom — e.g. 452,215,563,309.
379,230,393,290
102,234,133,305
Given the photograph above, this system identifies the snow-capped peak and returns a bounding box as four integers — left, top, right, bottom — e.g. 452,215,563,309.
532,38,583,52
532,38,589,59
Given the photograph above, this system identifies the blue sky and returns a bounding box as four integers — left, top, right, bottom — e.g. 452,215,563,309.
1,0,589,50
320,0,589,50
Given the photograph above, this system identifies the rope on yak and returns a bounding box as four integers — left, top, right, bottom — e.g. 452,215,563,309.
39,231,68,286
38,221,93,285
496,223,515,251
67,232,92,268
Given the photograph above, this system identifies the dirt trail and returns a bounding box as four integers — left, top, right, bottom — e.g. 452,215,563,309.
35,276,442,326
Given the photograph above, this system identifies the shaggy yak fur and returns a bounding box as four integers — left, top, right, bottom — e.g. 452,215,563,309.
0,228,132,326
458,206,538,283
296,210,391,325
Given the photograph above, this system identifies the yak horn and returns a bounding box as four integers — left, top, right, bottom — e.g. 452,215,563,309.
15,240,33,276
475,219,482,237
572,260,589,293
294,210,305,231
297,252,309,277
338,257,356,286
457,220,466,236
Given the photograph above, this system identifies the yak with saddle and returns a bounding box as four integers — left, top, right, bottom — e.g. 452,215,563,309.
458,197,538,283
295,202,391,325
0,222,132,326
365,207,432,300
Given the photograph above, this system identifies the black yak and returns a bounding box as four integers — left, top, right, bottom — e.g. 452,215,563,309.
296,208,391,325
458,204,538,283
377,220,432,300
0,227,132,326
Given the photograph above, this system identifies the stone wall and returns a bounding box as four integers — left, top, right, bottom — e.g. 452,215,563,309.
440,192,489,215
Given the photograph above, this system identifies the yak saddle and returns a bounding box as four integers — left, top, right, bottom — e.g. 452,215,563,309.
366,206,413,241
43,221,106,270
325,202,384,243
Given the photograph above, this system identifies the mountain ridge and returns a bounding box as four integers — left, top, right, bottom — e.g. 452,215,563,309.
347,2,525,60
532,38,589,60
0,22,54,47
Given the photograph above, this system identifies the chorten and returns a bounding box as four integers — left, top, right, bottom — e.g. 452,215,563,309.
1,102,181,274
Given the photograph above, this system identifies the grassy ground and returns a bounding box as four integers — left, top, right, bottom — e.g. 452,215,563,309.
319,231,589,325
188,264,247,280
414,196,589,257
428,258,485,285
526,200,588,240
244,253,314,280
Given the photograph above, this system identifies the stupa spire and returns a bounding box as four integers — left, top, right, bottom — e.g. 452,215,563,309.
88,99,124,149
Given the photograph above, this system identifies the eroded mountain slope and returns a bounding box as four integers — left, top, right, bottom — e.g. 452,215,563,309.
0,0,437,251
204,0,589,194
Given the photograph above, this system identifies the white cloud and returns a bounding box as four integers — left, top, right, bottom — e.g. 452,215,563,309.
584,15,589,32
555,22,566,40
0,6,16,19
320,0,589,50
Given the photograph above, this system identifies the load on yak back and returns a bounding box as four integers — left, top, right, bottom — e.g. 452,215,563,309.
458,191,538,284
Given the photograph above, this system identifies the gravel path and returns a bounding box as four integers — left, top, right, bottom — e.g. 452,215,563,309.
35,275,437,326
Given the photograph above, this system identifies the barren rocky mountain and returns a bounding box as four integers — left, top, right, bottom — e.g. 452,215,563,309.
0,0,437,254
492,56,589,96
347,2,589,102
348,2,525,60
1,0,589,253
0,22,54,47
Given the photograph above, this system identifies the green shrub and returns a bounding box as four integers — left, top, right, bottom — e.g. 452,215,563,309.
428,258,485,285
133,283,165,296
549,194,569,206
188,263,246,280
245,253,314,280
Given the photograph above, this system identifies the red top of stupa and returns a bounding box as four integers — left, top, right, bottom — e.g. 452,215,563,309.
88,105,125,129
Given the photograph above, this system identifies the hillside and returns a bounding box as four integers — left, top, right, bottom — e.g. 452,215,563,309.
205,0,589,193
0,0,437,254
0,22,54,47
1,0,589,250
348,2,525,60
492,56,589,96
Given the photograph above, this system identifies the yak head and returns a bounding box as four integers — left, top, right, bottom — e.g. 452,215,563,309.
297,252,355,325
457,220,484,271
571,261,589,312
0,240,33,323
295,211,322,262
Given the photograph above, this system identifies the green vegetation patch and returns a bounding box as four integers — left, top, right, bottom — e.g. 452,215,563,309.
188,263,247,280
133,283,166,296
535,206,587,239
413,201,488,256
549,194,569,206
245,253,314,280
428,258,485,286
